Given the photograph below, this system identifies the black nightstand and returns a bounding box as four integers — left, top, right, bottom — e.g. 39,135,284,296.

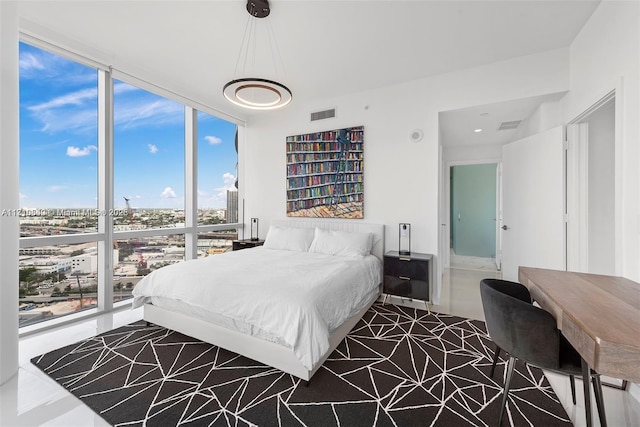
232,239,265,251
383,251,432,311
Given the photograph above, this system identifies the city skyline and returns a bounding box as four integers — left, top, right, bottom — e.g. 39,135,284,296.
19,42,238,210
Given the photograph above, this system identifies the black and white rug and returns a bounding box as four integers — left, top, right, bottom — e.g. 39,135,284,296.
32,303,571,426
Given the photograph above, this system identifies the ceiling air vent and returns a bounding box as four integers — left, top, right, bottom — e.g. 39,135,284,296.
310,108,336,122
498,120,522,131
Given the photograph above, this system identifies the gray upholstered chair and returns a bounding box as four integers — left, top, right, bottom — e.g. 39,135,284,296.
486,281,577,407
480,278,606,426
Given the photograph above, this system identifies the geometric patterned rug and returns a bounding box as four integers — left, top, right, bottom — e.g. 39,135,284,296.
31,303,571,426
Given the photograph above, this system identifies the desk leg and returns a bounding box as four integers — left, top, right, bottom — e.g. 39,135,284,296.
582,358,592,427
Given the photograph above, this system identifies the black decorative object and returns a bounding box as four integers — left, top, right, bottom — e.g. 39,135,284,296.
399,223,411,255
250,217,259,241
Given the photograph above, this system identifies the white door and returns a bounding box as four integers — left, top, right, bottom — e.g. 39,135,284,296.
501,126,565,281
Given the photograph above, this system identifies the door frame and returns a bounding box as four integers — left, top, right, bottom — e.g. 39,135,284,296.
443,159,501,269
566,88,622,275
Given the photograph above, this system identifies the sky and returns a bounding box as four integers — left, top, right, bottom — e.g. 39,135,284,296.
19,42,238,210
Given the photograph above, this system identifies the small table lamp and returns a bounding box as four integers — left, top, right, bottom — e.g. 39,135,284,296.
399,223,411,255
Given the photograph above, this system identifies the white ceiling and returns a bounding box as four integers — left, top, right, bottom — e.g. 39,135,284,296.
439,92,567,147
16,0,600,137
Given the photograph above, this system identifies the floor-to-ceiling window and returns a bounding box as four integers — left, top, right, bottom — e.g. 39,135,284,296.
19,42,100,326
196,111,239,257
18,40,239,328
112,80,186,293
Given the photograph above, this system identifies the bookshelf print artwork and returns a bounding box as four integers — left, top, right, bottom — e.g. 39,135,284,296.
286,126,364,218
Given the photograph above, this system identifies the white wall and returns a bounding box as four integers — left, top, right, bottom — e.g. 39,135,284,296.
0,1,20,385
561,0,640,282
514,101,564,141
443,143,503,164
244,48,570,304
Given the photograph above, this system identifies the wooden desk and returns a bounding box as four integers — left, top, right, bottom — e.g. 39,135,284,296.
519,267,640,383
519,267,640,426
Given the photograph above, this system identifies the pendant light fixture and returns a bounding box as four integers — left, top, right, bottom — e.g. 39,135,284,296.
223,0,292,110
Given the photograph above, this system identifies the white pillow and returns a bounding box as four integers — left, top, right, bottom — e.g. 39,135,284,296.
263,226,315,252
308,228,374,258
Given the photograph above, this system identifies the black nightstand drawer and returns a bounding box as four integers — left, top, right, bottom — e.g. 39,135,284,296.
384,256,429,280
383,276,430,301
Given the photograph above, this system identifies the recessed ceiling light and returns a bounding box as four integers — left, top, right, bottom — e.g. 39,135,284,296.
474,128,483,133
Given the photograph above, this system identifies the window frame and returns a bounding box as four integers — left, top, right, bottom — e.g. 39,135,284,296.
18,36,243,334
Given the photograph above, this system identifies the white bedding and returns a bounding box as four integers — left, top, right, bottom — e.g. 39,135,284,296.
132,247,382,370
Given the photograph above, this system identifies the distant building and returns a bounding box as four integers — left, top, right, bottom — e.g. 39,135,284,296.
226,190,238,223
71,255,96,274
20,250,120,276
19,258,72,274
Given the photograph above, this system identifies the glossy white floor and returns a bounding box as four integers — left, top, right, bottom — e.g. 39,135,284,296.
1,263,638,426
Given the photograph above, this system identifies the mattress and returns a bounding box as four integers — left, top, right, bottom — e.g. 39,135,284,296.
132,247,382,369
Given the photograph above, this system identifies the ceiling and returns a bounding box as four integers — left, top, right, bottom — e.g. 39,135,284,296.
16,0,600,137
439,92,567,147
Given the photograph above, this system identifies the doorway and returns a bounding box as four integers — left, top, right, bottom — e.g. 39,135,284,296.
449,163,499,272
566,92,617,275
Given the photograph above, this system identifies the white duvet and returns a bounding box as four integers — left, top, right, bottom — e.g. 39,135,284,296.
132,247,382,370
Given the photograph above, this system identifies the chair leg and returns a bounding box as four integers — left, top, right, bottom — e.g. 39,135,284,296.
499,356,516,426
569,374,576,405
592,374,607,427
490,345,501,377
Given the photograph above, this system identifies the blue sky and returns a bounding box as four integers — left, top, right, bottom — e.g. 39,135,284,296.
19,42,237,210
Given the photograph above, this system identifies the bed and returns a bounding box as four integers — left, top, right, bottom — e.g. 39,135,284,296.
132,220,384,381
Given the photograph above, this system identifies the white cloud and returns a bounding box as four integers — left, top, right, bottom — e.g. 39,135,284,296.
27,88,98,134
214,173,237,199
29,88,97,113
66,145,97,157
26,139,69,152
205,135,222,145
222,173,236,186
48,185,67,192
198,172,237,208
161,187,177,198
19,46,73,76
116,99,183,130
113,82,140,95
148,144,159,154
19,193,27,200
19,52,46,73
